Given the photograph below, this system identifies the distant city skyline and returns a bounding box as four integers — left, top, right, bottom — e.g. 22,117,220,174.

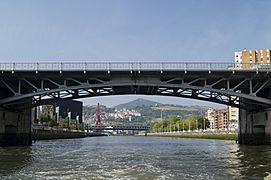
1,0,270,107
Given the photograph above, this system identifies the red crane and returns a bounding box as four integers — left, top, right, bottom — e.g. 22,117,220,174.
96,103,101,127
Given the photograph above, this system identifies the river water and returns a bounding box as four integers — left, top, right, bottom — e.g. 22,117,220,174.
0,136,271,180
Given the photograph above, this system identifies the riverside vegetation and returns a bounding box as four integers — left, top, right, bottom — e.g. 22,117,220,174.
34,105,82,130
150,115,209,132
149,115,237,141
148,132,238,141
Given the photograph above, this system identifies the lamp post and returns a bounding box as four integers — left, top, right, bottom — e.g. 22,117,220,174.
196,119,198,132
160,110,163,121
177,115,180,133
178,121,180,132
203,118,206,132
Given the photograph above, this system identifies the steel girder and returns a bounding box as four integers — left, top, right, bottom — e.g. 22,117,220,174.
0,70,270,110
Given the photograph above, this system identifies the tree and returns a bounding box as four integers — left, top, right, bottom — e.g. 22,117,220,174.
150,115,205,132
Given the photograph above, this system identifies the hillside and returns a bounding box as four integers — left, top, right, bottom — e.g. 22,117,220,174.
114,98,162,109
83,98,207,126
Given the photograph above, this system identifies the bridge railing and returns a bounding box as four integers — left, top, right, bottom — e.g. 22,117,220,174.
0,62,270,72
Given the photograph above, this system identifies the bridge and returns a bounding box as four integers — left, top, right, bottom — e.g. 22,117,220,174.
0,62,271,145
87,125,150,131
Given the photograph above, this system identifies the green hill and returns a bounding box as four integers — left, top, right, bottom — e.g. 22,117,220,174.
83,98,207,126
114,98,162,109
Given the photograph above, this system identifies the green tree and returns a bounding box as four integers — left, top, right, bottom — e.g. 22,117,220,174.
150,115,207,132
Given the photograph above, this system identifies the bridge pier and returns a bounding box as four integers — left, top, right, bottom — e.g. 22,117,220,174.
239,108,271,145
0,107,32,146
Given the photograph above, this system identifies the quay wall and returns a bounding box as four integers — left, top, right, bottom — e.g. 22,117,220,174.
32,128,106,141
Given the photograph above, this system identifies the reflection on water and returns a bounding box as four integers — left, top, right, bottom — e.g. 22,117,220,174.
0,136,271,179
236,145,271,179
0,146,33,175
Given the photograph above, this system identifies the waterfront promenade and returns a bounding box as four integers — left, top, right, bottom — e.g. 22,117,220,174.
146,130,238,141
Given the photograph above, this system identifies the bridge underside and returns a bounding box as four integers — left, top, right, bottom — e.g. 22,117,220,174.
0,69,271,145
0,70,270,110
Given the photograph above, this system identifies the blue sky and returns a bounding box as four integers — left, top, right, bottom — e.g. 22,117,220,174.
1,0,270,107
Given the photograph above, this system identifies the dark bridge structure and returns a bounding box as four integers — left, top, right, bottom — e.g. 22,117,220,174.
0,62,271,145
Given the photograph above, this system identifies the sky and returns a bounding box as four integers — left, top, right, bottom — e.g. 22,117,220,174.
0,0,271,107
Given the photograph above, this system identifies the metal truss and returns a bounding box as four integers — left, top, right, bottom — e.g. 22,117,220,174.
0,66,271,111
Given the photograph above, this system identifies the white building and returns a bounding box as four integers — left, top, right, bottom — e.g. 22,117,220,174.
205,108,215,130
234,51,243,68
228,106,239,131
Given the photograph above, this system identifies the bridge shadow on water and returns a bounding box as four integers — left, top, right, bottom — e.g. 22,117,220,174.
0,146,33,176
233,144,271,179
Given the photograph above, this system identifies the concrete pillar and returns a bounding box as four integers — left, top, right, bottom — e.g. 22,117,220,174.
0,107,32,146
67,112,71,130
81,122,84,131
239,108,271,145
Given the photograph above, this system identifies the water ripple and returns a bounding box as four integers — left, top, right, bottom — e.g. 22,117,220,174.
1,136,271,179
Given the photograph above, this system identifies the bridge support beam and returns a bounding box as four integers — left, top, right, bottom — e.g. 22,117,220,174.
0,107,32,146
239,108,271,145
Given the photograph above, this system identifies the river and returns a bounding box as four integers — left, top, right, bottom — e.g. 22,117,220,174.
0,136,271,179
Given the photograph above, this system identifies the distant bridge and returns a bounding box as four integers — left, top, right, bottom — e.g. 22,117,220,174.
87,125,150,131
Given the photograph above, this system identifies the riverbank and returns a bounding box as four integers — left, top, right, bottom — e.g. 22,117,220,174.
32,128,107,141
146,132,238,141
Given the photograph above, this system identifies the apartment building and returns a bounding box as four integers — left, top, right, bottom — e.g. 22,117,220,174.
205,106,238,131
205,108,215,129
214,108,228,130
235,49,271,67
228,106,239,131
205,108,227,130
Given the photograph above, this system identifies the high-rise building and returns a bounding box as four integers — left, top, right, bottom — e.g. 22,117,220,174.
235,49,271,68
214,108,228,130
205,108,229,130
228,106,239,131
205,108,215,129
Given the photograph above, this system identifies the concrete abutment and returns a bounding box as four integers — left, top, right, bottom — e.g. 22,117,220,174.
239,108,271,145
0,107,32,146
